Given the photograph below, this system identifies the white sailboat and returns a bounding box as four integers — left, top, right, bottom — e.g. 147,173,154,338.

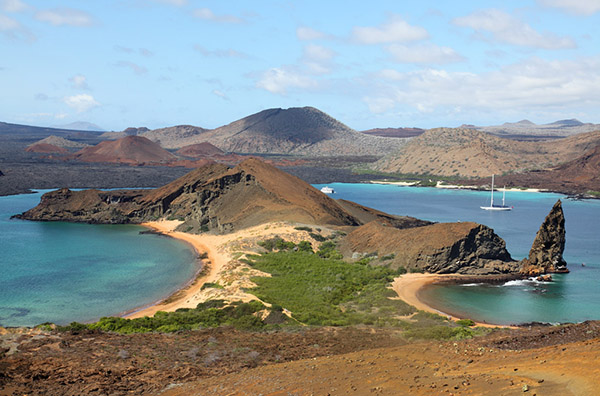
480,175,512,211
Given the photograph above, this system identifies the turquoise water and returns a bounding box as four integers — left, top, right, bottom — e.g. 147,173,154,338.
316,183,600,325
0,191,198,327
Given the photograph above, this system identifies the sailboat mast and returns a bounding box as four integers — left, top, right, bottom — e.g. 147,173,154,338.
490,175,494,206
502,186,506,206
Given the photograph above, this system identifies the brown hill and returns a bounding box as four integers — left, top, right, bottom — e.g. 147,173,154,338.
72,135,177,165
25,143,68,154
373,128,600,178
17,158,363,231
28,135,90,150
176,142,225,157
487,144,600,194
138,107,404,156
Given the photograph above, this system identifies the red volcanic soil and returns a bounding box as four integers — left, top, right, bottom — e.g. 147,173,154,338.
25,143,68,154
73,135,177,165
176,142,225,157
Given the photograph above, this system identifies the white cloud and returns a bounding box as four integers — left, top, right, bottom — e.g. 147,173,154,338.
212,89,229,100
352,15,429,44
194,45,249,59
64,94,100,113
151,0,187,6
1,0,28,12
387,44,465,64
302,44,336,74
538,0,600,15
256,67,318,95
453,9,576,49
35,8,93,27
70,74,89,90
368,56,600,116
0,13,33,40
297,26,326,40
115,61,147,75
363,96,396,114
193,8,243,24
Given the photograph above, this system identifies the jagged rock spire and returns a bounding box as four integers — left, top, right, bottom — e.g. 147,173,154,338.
520,199,568,275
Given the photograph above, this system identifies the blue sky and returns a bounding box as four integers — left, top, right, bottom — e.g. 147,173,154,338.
1,0,599,131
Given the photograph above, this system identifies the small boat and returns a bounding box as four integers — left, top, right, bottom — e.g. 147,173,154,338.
320,186,334,194
480,175,512,211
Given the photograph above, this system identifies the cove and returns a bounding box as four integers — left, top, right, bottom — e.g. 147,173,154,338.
0,191,198,327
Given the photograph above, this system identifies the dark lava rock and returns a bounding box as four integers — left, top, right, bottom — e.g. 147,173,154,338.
520,199,567,275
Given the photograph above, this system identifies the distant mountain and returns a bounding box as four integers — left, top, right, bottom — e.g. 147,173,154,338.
72,135,177,165
477,119,599,138
136,107,404,156
548,119,584,127
361,127,424,138
372,128,600,178
176,142,224,158
56,121,105,132
0,121,103,139
29,135,90,149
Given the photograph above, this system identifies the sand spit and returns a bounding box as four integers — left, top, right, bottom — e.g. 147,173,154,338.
125,221,334,318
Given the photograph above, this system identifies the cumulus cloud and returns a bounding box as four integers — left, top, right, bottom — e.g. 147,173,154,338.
297,26,326,41
538,0,600,15
115,61,148,75
194,45,249,59
453,9,576,49
35,8,94,27
302,44,336,74
256,67,318,95
1,0,28,12
387,44,465,64
70,74,89,90
64,94,99,112
193,8,243,24
352,15,429,44
366,56,600,116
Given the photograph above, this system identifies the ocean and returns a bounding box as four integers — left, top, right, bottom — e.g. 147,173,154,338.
0,191,197,327
2,184,599,327
315,182,600,325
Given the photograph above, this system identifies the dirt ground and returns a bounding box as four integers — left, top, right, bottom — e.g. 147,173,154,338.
2,321,600,396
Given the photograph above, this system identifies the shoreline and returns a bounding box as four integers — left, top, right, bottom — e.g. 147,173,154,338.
123,220,226,319
391,273,518,329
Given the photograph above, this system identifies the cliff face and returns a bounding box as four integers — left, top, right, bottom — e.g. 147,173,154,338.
341,220,517,275
520,200,568,275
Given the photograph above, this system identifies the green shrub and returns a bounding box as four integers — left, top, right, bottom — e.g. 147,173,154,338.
456,318,475,327
294,226,313,232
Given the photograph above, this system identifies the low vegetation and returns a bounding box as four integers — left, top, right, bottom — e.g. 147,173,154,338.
54,237,487,340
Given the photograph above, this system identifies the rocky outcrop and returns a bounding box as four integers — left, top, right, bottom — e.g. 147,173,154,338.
520,200,568,275
341,220,517,275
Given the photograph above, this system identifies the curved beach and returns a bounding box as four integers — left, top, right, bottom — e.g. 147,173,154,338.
391,274,517,328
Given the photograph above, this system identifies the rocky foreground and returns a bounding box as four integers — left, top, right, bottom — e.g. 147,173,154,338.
2,321,600,395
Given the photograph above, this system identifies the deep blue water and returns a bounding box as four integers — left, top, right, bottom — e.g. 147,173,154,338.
0,191,197,327
315,183,600,325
